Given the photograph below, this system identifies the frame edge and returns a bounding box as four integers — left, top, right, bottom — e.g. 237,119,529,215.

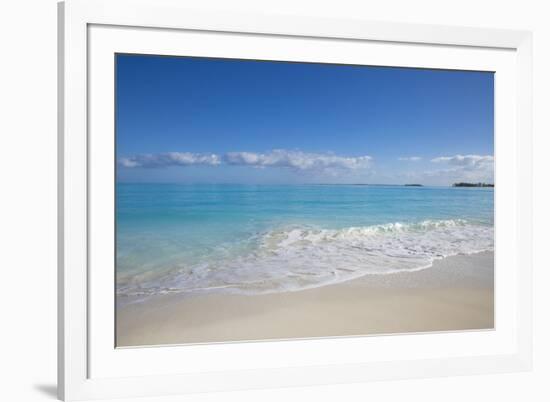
57,2,66,400
515,31,533,372
58,0,534,399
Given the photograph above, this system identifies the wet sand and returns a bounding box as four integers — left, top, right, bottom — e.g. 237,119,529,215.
116,251,494,347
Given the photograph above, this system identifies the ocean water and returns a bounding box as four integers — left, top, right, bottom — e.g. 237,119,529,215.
116,184,494,299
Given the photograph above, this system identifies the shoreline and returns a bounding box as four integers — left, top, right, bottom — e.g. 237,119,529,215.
116,251,494,347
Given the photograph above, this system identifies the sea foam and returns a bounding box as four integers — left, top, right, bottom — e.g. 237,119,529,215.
116,219,493,298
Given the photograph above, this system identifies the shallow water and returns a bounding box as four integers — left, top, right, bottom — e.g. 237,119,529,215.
116,184,494,298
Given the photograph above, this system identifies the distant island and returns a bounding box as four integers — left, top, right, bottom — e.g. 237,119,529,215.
453,182,494,188
404,184,423,187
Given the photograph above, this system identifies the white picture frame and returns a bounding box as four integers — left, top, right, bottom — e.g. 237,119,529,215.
58,0,533,400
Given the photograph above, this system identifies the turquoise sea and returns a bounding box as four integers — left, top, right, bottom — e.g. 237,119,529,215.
116,184,494,298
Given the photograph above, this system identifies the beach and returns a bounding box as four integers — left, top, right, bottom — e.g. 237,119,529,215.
114,56,496,348
117,250,494,347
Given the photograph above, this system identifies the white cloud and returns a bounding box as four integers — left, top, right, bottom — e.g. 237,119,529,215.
398,156,422,162
118,149,372,176
119,152,221,168
427,154,494,184
431,154,494,168
223,149,372,172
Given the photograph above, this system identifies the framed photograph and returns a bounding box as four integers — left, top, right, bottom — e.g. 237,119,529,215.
58,0,533,400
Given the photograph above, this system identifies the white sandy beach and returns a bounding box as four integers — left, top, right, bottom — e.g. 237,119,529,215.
116,251,494,347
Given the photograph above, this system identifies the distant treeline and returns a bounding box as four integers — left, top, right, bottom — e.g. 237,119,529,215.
452,182,494,187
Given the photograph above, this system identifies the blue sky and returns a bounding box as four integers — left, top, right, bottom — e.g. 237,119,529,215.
116,54,494,185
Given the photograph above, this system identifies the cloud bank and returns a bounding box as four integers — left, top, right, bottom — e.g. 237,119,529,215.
224,150,372,171
428,154,494,184
118,152,221,168
431,154,494,168
117,150,493,185
119,149,372,173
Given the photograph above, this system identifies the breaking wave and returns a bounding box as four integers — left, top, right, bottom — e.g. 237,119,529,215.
116,219,493,298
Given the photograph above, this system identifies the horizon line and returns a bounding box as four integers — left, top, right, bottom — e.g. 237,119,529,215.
115,182,495,187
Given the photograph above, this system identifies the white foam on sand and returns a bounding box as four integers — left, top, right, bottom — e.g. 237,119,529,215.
116,219,494,299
